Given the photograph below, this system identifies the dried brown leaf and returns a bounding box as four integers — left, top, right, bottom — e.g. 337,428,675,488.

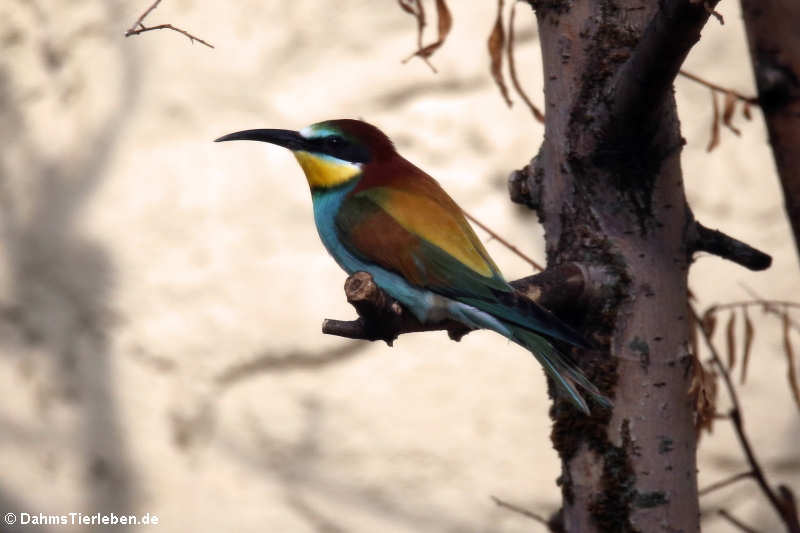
402,0,451,71
702,307,718,338
434,0,452,42
689,303,700,359
398,0,418,15
489,0,512,107
784,312,800,412
726,311,736,370
706,89,721,152
398,0,425,50
506,2,544,122
740,307,754,384
721,91,741,136
416,0,452,59
689,354,718,436
743,100,752,120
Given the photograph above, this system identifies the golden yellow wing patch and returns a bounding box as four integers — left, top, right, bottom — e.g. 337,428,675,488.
371,187,496,278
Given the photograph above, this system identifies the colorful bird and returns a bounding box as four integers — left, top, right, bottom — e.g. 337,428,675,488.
216,119,611,413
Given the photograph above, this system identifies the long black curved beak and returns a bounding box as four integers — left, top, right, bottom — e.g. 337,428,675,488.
214,129,309,151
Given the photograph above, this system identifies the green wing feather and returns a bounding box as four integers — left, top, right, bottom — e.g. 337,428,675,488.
335,180,611,412
335,184,594,348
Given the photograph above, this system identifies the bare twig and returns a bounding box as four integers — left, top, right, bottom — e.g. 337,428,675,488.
126,0,162,33
490,495,549,526
699,471,753,496
124,0,214,49
506,1,544,122
692,305,800,533
717,509,760,533
125,24,214,48
690,220,772,271
710,300,800,313
707,89,721,152
679,70,759,105
462,210,544,271
740,285,800,334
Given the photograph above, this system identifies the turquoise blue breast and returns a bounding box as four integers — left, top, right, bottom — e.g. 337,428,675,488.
309,183,434,322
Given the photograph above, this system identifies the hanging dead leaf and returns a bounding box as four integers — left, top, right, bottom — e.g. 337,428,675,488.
784,312,800,411
689,303,700,359
702,307,718,338
726,311,736,370
398,0,426,50
418,0,452,59
400,0,452,72
706,89,721,152
506,1,544,122
721,91,741,136
398,0,420,16
489,0,512,107
689,354,718,437
742,100,752,120
740,307,754,384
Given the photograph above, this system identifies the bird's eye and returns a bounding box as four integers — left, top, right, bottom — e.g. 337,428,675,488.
325,135,344,148
314,133,369,163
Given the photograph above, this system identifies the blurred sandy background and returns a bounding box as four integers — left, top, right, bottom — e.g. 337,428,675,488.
0,1,797,532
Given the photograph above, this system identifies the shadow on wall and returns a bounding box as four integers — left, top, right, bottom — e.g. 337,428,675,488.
0,0,140,528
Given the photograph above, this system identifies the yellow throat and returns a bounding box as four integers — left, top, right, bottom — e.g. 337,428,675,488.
294,151,362,189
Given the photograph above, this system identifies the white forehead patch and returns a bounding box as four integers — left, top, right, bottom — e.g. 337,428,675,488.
299,125,337,139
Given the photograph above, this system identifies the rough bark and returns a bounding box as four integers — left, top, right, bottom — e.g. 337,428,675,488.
319,3,772,530
519,0,730,530
741,0,800,263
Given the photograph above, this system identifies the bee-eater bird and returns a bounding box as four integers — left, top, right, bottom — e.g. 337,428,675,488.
215,119,611,414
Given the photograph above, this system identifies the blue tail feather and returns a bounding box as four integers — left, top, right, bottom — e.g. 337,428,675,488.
508,324,612,414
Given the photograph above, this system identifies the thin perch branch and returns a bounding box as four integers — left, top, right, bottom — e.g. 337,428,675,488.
321,272,472,345
322,263,606,344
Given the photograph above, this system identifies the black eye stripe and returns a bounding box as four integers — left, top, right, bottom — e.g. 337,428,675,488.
309,134,371,163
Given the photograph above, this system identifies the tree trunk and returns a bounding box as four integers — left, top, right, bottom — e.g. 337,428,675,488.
518,1,725,530
741,0,800,263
